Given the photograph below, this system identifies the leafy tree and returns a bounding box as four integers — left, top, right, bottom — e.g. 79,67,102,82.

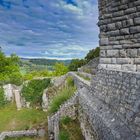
85,47,100,62
22,78,51,107
68,59,86,71
0,51,22,85
0,87,6,107
53,63,68,76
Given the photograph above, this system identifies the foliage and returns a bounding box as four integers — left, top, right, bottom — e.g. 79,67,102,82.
68,47,100,71
68,59,86,71
59,131,70,140
66,76,75,87
60,117,84,140
85,47,100,62
0,87,6,107
48,77,76,114
0,104,47,131
60,116,72,125
53,63,68,76
0,52,22,86
48,86,76,114
22,79,51,107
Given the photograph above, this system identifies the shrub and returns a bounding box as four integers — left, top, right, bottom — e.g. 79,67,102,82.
60,116,72,125
53,63,68,76
0,87,6,107
22,78,51,107
59,131,69,140
48,86,76,114
66,76,74,87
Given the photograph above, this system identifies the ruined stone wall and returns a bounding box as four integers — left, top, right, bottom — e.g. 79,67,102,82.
98,0,140,71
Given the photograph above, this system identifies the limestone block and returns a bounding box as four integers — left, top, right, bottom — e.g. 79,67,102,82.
100,38,109,45
130,26,140,34
107,23,116,31
112,45,122,49
134,58,140,64
100,50,106,57
117,58,133,64
134,17,140,25
122,64,136,71
125,7,136,14
120,49,127,57
107,50,119,57
111,58,117,64
107,64,122,70
120,28,130,35
136,65,140,72
127,49,138,58
115,22,122,29
100,58,112,64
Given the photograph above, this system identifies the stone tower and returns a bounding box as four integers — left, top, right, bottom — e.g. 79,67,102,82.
98,0,140,72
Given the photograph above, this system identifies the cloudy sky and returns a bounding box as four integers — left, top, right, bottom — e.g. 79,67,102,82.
0,0,99,60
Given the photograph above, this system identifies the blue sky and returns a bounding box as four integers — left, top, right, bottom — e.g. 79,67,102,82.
0,0,99,60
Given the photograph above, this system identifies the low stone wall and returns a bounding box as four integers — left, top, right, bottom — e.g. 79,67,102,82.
0,130,37,140
48,92,79,140
68,72,90,89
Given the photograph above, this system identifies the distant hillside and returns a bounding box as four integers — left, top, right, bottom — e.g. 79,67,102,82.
21,58,71,66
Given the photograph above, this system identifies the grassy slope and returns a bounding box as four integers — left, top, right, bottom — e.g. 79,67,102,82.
0,104,47,131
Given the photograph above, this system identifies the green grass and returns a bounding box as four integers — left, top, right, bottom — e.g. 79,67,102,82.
48,86,76,114
77,73,90,81
48,76,76,115
59,117,84,140
0,104,48,132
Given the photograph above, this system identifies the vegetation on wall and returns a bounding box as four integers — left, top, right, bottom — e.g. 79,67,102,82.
59,116,84,140
0,87,6,107
22,78,51,107
68,47,100,71
48,77,76,114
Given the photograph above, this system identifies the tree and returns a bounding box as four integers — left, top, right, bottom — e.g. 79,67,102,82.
53,63,68,76
0,51,22,85
85,47,100,62
68,59,86,71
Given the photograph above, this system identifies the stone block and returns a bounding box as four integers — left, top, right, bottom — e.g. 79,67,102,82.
134,58,140,64
120,49,127,57
127,49,138,58
136,65,140,72
107,50,119,57
120,28,130,35
100,38,109,46
122,64,136,71
107,64,122,70
134,17,140,25
111,58,117,64
112,45,122,49
117,58,133,64
100,58,112,64
130,26,140,34
116,22,122,29
100,50,106,57
107,23,116,31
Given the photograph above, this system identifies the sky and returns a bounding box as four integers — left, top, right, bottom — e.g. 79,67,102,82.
0,0,99,60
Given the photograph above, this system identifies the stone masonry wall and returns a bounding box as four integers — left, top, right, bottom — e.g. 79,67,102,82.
98,0,140,71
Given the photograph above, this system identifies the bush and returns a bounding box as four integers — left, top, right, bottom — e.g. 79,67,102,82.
22,78,51,107
66,76,74,87
60,116,72,125
48,86,76,114
0,87,6,107
53,63,68,76
59,131,69,140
